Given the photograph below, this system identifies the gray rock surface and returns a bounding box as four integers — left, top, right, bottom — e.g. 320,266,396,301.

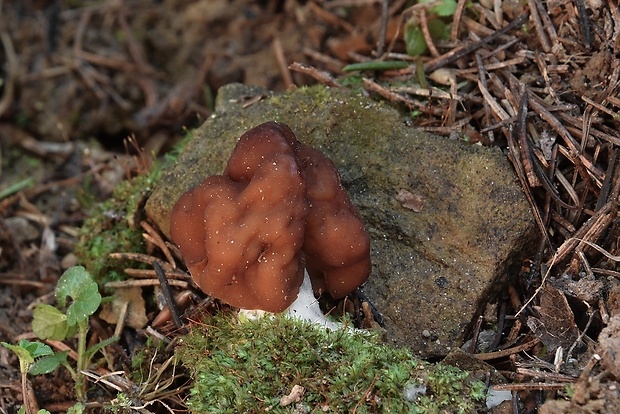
146,83,536,357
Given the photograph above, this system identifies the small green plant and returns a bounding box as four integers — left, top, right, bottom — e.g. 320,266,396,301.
18,407,52,414
405,0,457,57
30,266,117,401
562,383,575,399
2,266,117,408
0,340,54,414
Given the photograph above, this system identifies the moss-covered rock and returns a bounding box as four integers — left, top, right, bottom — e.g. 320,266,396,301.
146,83,535,357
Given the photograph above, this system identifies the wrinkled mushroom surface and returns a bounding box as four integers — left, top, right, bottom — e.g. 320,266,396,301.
170,121,371,312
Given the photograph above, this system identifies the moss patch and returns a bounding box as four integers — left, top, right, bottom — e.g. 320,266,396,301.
74,171,156,286
178,312,486,413
74,129,195,286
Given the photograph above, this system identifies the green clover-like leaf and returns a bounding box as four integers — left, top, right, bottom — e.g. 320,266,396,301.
32,303,69,340
1,339,54,375
19,339,54,359
56,266,102,326
0,339,54,363
29,351,69,375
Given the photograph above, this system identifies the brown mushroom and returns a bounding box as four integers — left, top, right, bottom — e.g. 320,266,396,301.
297,143,371,299
170,121,370,314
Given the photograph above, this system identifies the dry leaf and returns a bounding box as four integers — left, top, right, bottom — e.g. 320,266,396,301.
280,384,305,406
100,286,148,329
526,284,580,352
428,68,456,86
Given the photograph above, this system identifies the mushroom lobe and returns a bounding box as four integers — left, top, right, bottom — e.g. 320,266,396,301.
170,121,371,312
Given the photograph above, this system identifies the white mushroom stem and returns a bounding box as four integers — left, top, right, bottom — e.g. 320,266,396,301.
284,270,341,330
238,270,341,330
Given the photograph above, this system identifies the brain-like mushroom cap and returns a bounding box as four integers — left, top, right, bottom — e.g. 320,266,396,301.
171,150,307,313
225,121,300,182
170,121,371,312
298,144,372,298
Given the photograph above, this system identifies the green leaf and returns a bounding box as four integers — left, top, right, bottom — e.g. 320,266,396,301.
1,339,53,363
32,304,69,340
18,407,51,414
2,340,54,375
434,0,457,17
405,24,427,56
16,404,51,414
56,266,102,326
343,61,409,72
84,336,119,362
67,403,84,414
20,339,54,359
1,341,34,365
404,16,448,57
421,0,457,17
0,177,35,200
29,351,69,375
428,19,447,40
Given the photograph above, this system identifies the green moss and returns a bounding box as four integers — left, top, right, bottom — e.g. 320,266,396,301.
3,147,43,175
178,312,486,413
74,172,153,286
417,364,488,413
339,74,366,94
163,127,196,164
74,128,197,285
